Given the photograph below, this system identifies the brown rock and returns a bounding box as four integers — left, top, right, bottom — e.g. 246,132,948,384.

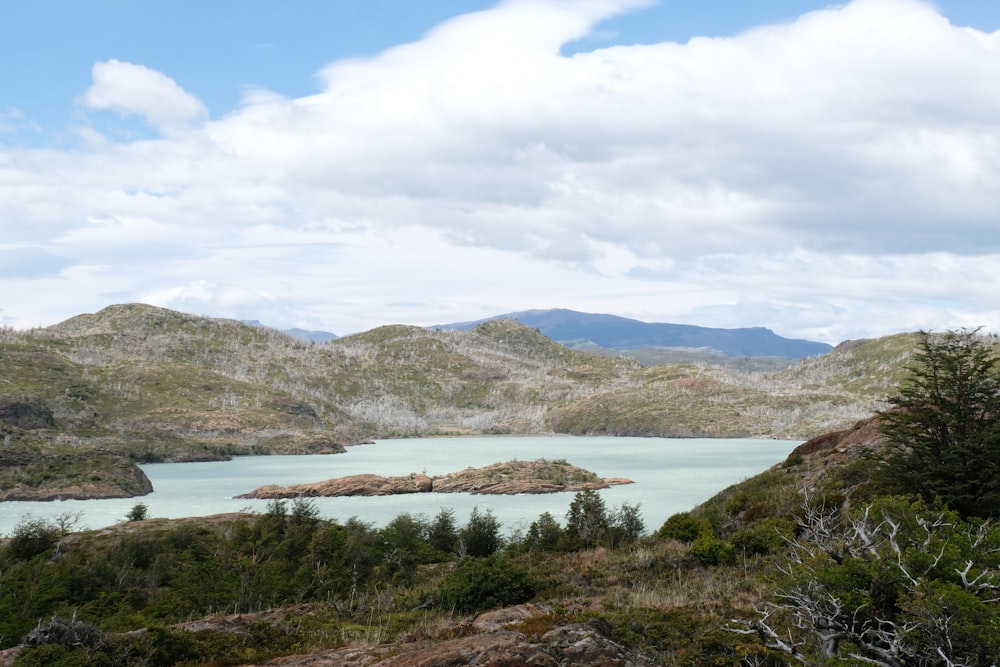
788,415,886,491
0,646,20,667
236,473,432,499
471,603,548,632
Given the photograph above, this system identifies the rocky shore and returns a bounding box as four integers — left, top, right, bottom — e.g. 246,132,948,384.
236,459,632,499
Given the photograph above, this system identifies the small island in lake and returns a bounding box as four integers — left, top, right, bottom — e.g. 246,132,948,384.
236,458,633,499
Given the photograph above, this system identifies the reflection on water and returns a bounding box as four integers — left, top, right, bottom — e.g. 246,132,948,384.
0,436,796,535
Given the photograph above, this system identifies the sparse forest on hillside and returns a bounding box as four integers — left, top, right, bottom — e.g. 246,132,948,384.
2,305,910,461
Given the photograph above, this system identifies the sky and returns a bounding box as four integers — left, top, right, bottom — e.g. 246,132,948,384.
2,0,1000,344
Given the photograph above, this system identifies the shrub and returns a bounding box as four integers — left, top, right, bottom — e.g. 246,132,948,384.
730,517,794,556
783,451,804,468
689,535,734,566
14,618,110,667
22,616,106,650
12,643,110,667
125,502,148,522
656,512,711,543
5,517,60,561
748,497,1000,665
438,555,537,613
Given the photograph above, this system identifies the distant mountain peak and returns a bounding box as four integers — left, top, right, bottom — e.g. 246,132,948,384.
243,320,338,343
436,309,831,359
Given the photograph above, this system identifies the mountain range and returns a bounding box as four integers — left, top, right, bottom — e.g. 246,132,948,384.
258,308,833,359
434,308,832,358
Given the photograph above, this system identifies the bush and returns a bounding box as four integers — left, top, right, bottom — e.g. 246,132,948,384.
125,502,148,522
5,517,60,561
751,497,1000,664
689,535,734,566
730,518,794,556
656,512,711,543
12,643,110,667
438,555,537,614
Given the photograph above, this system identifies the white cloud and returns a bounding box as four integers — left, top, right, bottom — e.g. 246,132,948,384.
1,0,999,342
79,60,208,133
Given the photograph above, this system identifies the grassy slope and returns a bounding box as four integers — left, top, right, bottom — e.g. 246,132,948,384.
3,305,928,448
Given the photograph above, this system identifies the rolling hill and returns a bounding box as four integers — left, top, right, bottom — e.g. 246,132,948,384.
0,303,930,497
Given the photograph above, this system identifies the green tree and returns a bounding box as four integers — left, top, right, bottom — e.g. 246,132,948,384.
878,329,1000,518
564,489,609,548
379,513,432,583
459,507,502,558
524,511,562,552
125,502,148,522
427,508,458,556
609,501,645,546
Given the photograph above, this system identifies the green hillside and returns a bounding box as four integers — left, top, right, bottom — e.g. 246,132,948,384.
0,303,933,496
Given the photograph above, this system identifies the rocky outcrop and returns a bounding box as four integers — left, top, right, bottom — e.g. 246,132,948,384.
236,459,632,499
239,473,433,499
788,414,886,492
226,604,656,666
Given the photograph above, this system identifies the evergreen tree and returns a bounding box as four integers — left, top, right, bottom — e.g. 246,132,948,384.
427,508,458,556
878,329,1000,518
525,511,562,552
459,507,502,558
565,489,609,548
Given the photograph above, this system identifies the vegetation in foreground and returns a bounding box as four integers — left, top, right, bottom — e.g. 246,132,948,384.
2,328,999,665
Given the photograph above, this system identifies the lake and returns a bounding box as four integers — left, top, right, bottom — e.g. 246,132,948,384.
0,436,797,536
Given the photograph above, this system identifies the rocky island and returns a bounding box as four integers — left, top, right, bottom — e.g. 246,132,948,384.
0,444,153,501
236,458,632,499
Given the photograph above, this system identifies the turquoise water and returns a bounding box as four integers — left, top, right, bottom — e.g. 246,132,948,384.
0,436,796,536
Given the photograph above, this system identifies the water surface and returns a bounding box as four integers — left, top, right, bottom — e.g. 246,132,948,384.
0,436,796,535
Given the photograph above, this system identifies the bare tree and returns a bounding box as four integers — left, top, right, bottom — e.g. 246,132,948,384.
734,497,1000,666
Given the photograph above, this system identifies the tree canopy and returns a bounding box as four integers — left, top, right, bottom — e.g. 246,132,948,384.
878,329,1000,518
